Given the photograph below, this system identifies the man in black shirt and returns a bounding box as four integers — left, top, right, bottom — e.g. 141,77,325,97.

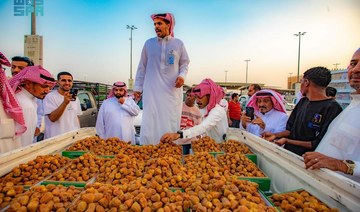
263,67,342,156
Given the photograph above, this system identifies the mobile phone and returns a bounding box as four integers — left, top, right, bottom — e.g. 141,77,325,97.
245,106,254,120
69,89,78,101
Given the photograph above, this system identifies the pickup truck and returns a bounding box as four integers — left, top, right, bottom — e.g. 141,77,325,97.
71,80,112,127
1,128,359,211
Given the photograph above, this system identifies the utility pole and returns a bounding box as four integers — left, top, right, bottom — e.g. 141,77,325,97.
126,25,137,89
333,63,340,70
244,59,250,84
294,32,306,82
224,70,228,83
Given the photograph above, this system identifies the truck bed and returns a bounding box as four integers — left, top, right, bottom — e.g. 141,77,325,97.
0,127,359,211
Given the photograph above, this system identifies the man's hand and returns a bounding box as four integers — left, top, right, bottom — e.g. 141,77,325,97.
134,91,142,101
252,114,265,129
63,92,72,104
241,112,251,123
274,138,287,146
261,132,276,141
175,77,184,88
303,152,348,173
241,111,251,128
160,133,180,143
228,119,233,127
118,97,125,104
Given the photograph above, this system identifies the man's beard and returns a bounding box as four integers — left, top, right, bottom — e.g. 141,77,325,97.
115,94,124,99
349,74,360,91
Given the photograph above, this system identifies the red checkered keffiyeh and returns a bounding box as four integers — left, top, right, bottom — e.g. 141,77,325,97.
247,89,286,113
107,81,127,99
151,13,176,37
192,78,224,117
0,52,26,135
9,65,56,135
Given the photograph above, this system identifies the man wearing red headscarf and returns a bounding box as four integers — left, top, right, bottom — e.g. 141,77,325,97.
9,65,55,148
161,79,228,143
241,89,288,137
0,52,24,152
134,13,190,145
95,81,140,144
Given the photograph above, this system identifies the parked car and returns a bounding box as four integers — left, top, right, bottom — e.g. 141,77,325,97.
284,101,295,116
77,90,98,127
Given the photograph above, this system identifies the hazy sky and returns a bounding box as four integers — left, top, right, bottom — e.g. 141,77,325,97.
1,0,359,88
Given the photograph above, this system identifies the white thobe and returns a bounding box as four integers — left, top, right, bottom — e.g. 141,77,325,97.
0,97,21,153
43,90,82,139
219,99,228,112
241,109,288,137
134,35,190,145
182,104,228,143
316,94,360,182
96,97,140,144
34,99,44,142
36,99,44,128
15,89,37,147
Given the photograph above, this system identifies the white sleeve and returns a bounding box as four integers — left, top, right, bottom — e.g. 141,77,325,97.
36,99,44,128
178,42,190,80
248,124,262,136
134,44,147,92
43,94,58,115
182,106,222,139
122,98,140,116
276,113,288,132
95,103,106,138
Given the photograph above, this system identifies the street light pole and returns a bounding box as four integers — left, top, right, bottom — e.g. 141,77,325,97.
224,70,228,83
244,59,250,84
126,25,137,89
294,32,306,82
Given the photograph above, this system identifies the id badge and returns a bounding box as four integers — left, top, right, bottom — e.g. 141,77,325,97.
168,50,175,65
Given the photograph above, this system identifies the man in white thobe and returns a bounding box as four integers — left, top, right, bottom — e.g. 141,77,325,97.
304,48,360,182
134,13,190,145
96,81,140,144
241,89,288,137
0,52,23,153
9,65,55,148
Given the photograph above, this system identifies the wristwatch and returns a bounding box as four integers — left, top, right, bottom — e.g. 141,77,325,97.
177,130,183,139
343,160,355,175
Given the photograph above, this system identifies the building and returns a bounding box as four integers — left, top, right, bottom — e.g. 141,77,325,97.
328,68,354,109
24,2,43,66
24,35,43,66
287,75,302,89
